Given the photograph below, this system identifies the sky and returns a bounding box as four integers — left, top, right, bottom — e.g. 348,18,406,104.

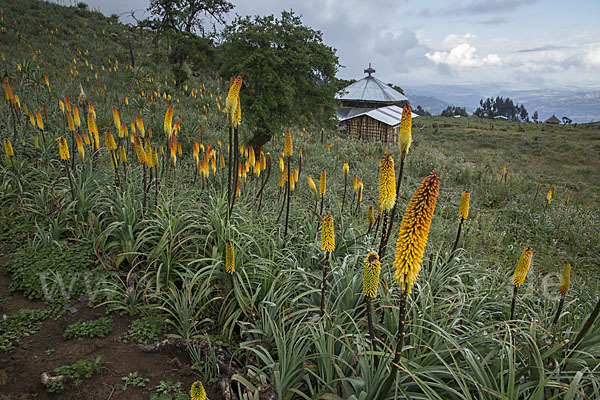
69,0,600,91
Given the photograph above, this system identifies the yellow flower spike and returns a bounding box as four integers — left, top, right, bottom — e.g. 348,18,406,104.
112,107,120,132
559,263,571,295
58,136,70,160
279,156,284,173
284,129,293,157
29,111,36,128
136,116,145,137
72,106,81,128
368,205,375,225
67,111,75,132
225,76,242,124
83,131,90,146
343,161,349,179
294,167,299,183
3,139,14,157
459,191,470,220
278,171,284,188
290,176,295,191
378,155,396,212
190,381,207,400
134,137,146,164
398,105,412,160
219,153,225,169
307,176,318,201
105,131,117,151
119,144,127,163
249,146,255,167
236,182,241,197
299,147,303,160
321,213,335,252
353,174,358,193
546,188,553,205
193,141,199,167
357,180,363,202
393,171,441,293
320,170,327,196
152,149,158,168
512,247,533,288
87,112,98,140
36,111,44,130
362,252,381,298
34,135,39,149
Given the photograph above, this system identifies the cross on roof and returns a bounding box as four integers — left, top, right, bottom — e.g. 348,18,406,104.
364,63,375,76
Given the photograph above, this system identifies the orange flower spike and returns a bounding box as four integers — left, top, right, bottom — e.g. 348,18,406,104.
36,111,44,130
72,106,81,128
67,112,75,132
136,116,145,138
75,133,85,162
164,105,174,138
112,107,120,132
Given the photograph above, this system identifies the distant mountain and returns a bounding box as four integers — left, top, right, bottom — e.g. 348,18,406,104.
405,94,449,115
403,84,600,122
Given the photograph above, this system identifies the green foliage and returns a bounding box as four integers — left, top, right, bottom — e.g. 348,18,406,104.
0,308,52,351
122,372,150,390
475,96,529,121
119,312,167,344
440,105,468,117
151,380,188,400
4,241,101,302
48,356,104,392
63,317,114,339
218,11,340,147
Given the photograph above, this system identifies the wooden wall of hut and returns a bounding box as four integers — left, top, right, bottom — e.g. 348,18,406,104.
342,115,399,144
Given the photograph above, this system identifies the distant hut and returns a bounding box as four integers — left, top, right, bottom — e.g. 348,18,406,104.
336,64,412,144
544,115,560,124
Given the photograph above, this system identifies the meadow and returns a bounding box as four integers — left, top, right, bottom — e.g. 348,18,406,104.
0,1,599,399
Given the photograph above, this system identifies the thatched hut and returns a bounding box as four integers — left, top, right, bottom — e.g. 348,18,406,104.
544,115,561,124
336,65,411,144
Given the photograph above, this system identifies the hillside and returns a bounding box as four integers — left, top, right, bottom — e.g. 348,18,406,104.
1,1,600,399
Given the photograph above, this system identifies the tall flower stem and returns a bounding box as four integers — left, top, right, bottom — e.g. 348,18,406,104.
378,211,389,257
342,174,348,214
552,294,565,325
284,156,291,239
319,193,324,216
450,217,465,255
227,124,233,219
366,297,376,346
142,164,147,210
63,160,75,201
320,251,330,317
381,157,405,258
509,285,518,320
380,288,408,398
229,126,240,217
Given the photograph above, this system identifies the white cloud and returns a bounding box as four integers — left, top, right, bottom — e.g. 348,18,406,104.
426,43,501,67
443,33,476,47
583,43,600,68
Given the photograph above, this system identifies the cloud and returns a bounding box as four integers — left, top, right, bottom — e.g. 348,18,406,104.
443,33,476,46
446,0,540,16
583,43,600,68
426,43,501,67
475,16,508,25
517,44,565,53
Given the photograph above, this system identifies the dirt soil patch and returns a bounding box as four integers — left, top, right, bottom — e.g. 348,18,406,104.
0,270,222,399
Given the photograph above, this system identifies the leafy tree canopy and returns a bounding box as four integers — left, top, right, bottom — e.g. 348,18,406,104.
218,11,340,148
440,106,468,118
142,0,234,38
474,96,529,122
413,105,432,116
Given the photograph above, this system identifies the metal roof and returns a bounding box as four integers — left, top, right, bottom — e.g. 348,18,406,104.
337,105,419,126
336,75,409,103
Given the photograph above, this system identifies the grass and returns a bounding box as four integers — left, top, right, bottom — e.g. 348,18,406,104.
0,0,598,399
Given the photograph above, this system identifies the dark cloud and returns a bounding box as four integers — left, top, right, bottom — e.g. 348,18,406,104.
475,16,508,25
447,0,540,16
516,44,566,53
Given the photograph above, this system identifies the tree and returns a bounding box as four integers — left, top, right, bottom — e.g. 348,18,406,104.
143,0,234,38
440,106,468,118
562,116,572,125
218,11,340,148
473,96,528,121
386,83,404,95
532,110,539,123
413,105,431,116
